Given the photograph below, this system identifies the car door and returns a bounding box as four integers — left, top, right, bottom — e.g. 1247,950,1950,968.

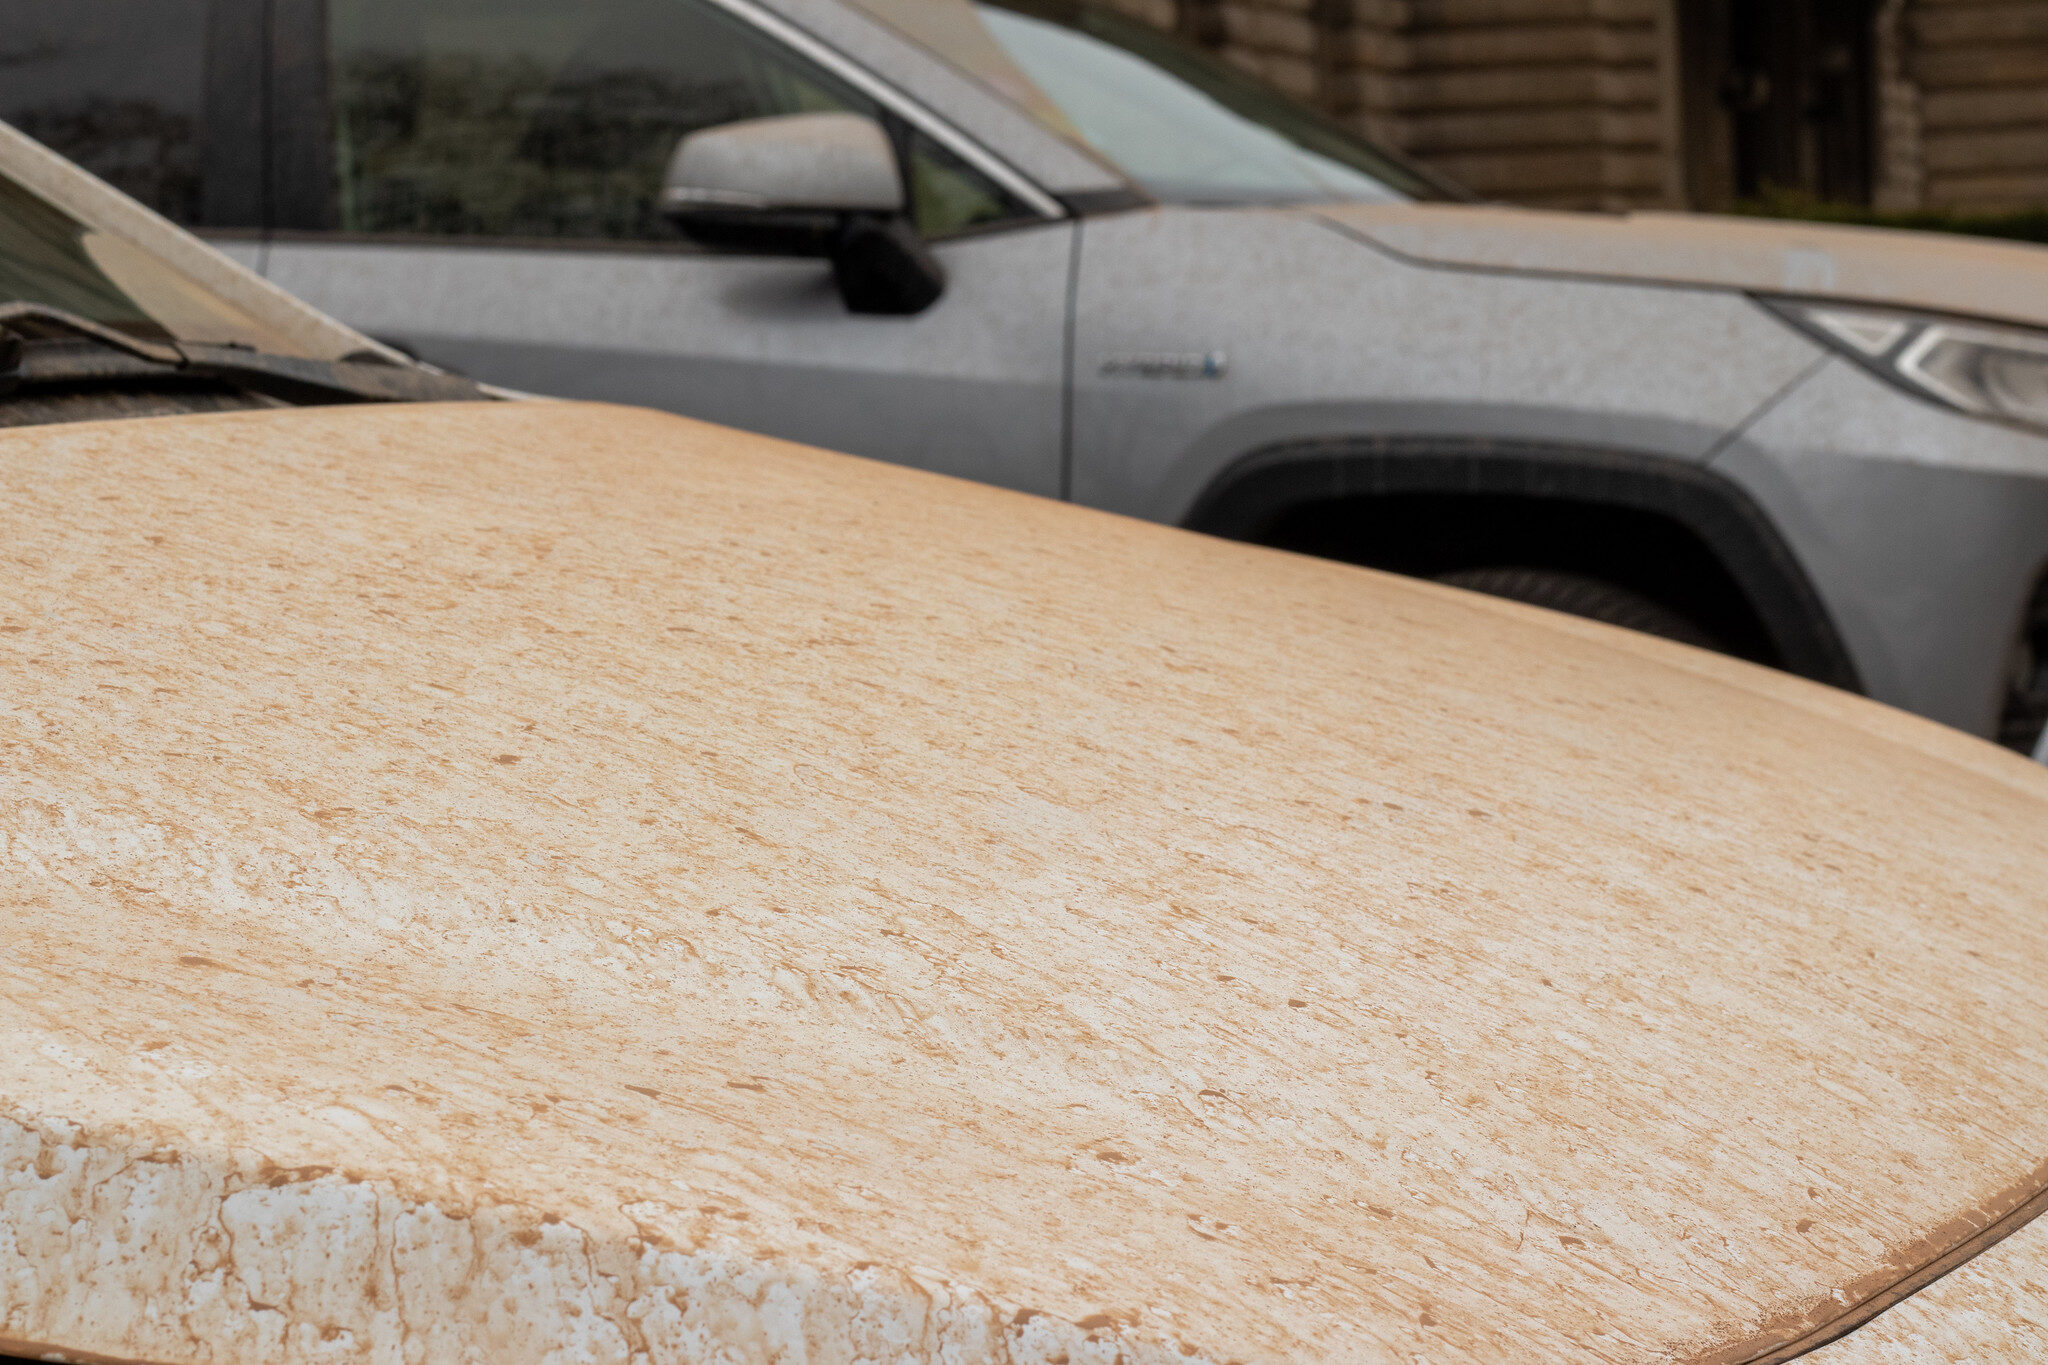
258,0,1074,496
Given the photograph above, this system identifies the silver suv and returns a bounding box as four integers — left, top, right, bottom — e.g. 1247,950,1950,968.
11,0,2048,749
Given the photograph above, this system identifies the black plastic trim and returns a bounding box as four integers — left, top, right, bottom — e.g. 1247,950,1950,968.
270,0,338,232
1185,436,1863,692
201,0,267,229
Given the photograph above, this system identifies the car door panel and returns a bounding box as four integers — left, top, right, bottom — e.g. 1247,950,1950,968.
266,224,1073,493
250,0,1071,493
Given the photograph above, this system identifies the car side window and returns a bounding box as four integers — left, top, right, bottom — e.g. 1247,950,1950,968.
319,0,1033,243
0,0,251,228
903,126,1029,239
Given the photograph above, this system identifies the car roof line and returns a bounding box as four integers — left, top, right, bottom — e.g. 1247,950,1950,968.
700,0,1069,221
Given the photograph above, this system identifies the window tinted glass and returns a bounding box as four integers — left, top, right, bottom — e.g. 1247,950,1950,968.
0,173,161,331
844,0,1462,205
904,128,1024,238
0,169,306,353
0,0,231,226
324,0,1030,242
972,0,1461,205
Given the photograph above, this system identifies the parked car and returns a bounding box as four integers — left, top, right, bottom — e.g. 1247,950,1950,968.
6,109,2048,1365
9,0,2048,755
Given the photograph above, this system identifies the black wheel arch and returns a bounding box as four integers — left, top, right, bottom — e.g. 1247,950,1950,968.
1182,436,1863,694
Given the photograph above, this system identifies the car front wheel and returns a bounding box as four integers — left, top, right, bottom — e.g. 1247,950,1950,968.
1435,566,1724,652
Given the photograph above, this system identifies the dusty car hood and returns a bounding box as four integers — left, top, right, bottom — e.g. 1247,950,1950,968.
1807,1196,2048,1362
1320,202,2048,328
6,401,2048,1365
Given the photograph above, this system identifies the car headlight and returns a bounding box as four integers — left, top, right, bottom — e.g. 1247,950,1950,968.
1761,297,2048,435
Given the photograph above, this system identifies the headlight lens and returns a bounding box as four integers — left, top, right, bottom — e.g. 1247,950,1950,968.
1762,298,2048,435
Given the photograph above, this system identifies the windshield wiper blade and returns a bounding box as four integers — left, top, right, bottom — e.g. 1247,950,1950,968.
178,343,487,405
0,301,182,364
0,302,487,406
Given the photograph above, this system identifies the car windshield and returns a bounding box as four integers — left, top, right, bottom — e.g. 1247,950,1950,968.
851,0,1463,205
0,117,383,360
0,124,486,427
0,168,308,353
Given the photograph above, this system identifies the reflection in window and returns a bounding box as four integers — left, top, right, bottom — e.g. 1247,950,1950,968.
0,0,214,225
0,173,160,330
326,0,1032,243
905,128,1025,239
973,0,1453,205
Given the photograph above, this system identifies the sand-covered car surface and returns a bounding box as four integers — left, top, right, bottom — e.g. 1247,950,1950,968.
4,401,2048,1363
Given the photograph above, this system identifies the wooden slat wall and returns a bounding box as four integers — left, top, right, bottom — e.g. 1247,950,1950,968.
1093,0,1677,209
1101,0,2048,214
1350,0,1670,209
1909,0,2048,211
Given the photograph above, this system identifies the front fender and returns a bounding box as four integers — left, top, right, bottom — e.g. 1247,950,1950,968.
1068,206,1824,523
1184,436,1862,693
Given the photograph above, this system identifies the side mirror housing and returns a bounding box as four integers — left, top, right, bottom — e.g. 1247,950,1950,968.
661,112,903,220
660,113,945,316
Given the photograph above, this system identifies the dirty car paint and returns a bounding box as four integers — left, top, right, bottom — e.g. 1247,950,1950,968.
3,401,2048,1362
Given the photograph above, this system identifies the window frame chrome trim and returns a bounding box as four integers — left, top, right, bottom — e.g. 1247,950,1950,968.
697,0,1070,222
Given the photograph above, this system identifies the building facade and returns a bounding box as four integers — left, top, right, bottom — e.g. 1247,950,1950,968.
1107,0,2048,213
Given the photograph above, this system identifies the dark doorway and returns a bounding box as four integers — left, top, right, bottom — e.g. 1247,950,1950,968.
1678,0,1879,209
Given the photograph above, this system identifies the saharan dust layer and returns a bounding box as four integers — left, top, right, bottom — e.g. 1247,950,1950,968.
4,401,2048,1364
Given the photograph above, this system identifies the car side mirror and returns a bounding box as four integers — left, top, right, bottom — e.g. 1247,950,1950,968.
660,113,945,316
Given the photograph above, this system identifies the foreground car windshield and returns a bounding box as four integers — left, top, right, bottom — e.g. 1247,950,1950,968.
1,167,309,356
0,121,490,426
861,0,1462,204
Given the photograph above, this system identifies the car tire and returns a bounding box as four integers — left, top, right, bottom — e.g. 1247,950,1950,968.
1434,566,1723,652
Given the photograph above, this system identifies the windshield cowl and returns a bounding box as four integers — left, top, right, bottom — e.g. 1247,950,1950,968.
0,300,487,415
